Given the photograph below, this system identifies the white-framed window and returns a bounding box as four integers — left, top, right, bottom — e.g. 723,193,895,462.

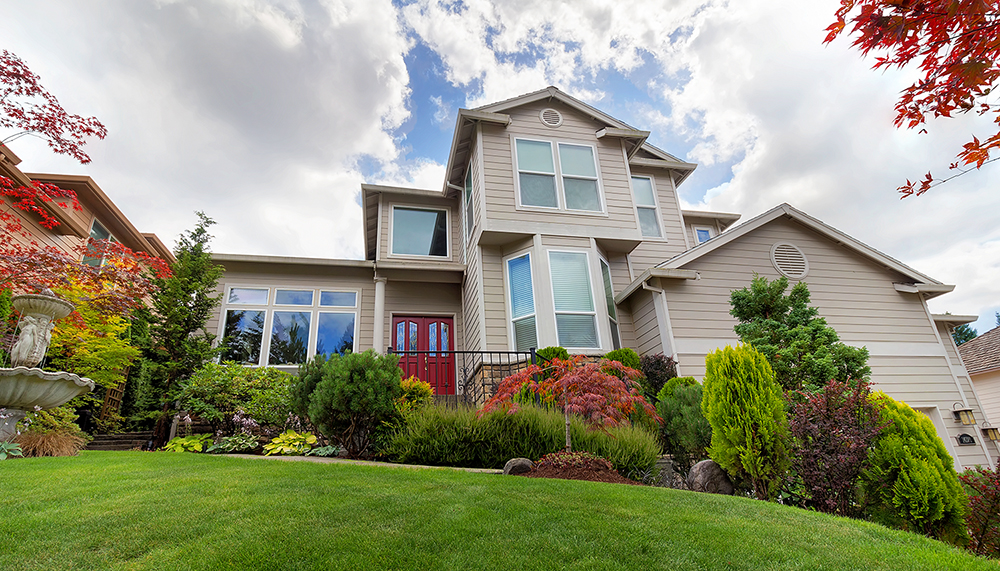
513,137,604,213
599,258,621,350
630,176,662,238
82,219,118,266
548,250,600,349
693,225,715,244
464,167,474,240
505,252,537,352
390,205,449,258
220,286,358,366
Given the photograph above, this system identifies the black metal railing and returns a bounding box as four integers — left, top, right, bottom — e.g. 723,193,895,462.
387,348,547,406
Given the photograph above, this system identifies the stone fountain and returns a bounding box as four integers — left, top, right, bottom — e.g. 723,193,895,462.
0,290,94,440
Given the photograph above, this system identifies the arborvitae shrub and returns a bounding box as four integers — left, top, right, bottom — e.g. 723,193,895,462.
862,392,968,545
639,353,677,401
702,344,790,501
656,380,711,474
960,467,1000,558
384,404,659,477
296,350,402,458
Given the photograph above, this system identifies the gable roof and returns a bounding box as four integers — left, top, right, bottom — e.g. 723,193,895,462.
442,86,697,189
959,327,1000,375
657,202,949,292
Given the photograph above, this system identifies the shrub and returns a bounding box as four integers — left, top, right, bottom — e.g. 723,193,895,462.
264,430,316,456
603,348,641,370
178,363,295,436
862,393,968,544
162,433,212,453
702,344,790,501
297,350,403,458
398,375,434,415
384,404,659,477
206,432,259,454
960,467,1000,558
640,353,677,401
656,380,711,474
788,379,885,516
536,346,570,363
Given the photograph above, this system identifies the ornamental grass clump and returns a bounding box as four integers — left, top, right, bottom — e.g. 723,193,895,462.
862,392,968,545
14,406,90,457
702,344,790,501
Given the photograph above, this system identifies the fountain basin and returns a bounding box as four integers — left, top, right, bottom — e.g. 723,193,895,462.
0,367,95,410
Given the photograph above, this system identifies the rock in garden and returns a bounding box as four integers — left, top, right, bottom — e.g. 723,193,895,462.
503,458,534,475
687,460,734,495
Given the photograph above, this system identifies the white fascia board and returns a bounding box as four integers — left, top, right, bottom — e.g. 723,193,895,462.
441,108,512,193
614,267,699,305
628,156,697,171
361,183,445,198
894,283,956,295
212,253,374,268
596,127,651,139
931,313,980,325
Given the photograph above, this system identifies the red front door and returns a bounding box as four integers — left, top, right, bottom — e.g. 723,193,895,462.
392,316,456,395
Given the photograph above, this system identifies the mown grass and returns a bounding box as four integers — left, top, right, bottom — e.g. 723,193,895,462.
0,452,994,570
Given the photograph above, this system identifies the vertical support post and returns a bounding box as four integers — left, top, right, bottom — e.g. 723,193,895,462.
373,276,387,354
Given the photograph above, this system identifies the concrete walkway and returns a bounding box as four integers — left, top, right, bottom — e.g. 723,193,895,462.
223,453,503,474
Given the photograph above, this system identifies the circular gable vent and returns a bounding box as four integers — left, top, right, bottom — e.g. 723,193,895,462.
539,108,563,128
771,243,809,279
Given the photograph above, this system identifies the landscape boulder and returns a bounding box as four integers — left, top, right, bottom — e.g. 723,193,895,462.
687,460,734,495
503,458,534,475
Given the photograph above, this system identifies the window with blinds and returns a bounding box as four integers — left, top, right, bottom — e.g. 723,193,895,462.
548,251,599,349
506,253,537,352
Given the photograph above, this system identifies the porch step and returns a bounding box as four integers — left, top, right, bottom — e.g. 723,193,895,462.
85,431,154,451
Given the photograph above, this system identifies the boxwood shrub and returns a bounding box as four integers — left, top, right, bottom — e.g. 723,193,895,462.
383,404,659,478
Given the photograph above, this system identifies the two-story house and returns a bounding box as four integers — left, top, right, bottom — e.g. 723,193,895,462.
206,87,998,470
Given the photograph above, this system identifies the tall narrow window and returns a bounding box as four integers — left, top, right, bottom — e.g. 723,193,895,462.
268,311,311,365
222,309,265,365
82,219,117,266
506,253,537,351
559,143,600,211
631,176,661,238
548,251,598,349
392,206,448,257
515,139,558,208
600,259,621,350
464,167,474,239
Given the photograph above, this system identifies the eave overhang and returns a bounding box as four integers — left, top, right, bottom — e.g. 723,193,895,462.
615,267,699,305
931,313,979,325
442,108,512,190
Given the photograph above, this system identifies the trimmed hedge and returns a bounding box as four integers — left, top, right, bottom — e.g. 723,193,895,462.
384,404,660,478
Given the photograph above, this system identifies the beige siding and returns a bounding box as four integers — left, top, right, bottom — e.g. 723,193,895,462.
481,246,509,350
2,194,88,265
462,246,483,352
973,369,1000,427
541,235,591,249
627,168,688,273
383,281,463,352
378,193,462,264
629,289,660,357
479,100,641,235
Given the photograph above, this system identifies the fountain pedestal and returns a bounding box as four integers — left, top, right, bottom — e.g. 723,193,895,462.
1,291,94,441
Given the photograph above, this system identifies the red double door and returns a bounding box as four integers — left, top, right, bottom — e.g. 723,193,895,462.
392,316,456,396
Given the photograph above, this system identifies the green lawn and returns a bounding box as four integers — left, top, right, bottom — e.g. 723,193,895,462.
0,452,993,570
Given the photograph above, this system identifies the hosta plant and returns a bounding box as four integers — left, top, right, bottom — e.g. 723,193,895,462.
305,445,341,457
206,432,259,454
0,441,23,460
264,430,317,456
162,433,212,453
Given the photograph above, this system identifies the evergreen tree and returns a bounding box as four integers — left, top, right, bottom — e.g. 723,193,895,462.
729,274,870,392
145,212,224,445
953,323,978,346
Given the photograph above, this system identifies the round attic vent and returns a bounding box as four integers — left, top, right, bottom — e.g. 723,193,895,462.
539,108,563,128
771,243,809,279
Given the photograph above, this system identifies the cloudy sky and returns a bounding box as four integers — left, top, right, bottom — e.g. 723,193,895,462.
2,0,998,333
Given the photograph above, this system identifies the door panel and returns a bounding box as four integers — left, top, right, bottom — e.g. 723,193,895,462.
392,316,456,395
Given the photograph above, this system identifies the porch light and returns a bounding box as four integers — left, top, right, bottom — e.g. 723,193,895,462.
981,422,1000,442
952,402,976,425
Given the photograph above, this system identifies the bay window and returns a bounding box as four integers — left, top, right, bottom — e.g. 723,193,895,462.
548,251,599,349
600,259,621,350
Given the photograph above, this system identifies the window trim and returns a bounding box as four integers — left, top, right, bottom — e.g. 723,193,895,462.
502,250,538,352
599,256,622,350
546,249,602,351
629,175,666,241
511,135,607,216
218,285,360,367
693,225,715,244
273,288,315,307
388,203,451,259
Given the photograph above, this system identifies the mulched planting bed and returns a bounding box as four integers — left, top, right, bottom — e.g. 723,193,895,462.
517,450,641,485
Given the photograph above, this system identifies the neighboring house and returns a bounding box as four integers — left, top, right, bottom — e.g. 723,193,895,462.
0,144,173,264
207,86,998,469
959,327,1000,436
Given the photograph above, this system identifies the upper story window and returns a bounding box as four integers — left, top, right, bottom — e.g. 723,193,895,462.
514,138,603,213
391,206,448,258
630,176,662,238
220,287,358,367
693,225,715,244
464,168,474,240
82,219,117,266
548,251,599,349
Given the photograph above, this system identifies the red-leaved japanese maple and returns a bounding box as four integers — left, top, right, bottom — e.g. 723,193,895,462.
481,356,659,452
826,1,1000,196
959,467,1000,559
